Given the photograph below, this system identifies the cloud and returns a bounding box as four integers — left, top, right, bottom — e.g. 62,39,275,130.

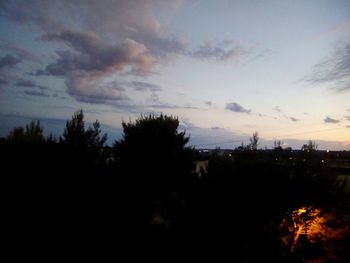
127,81,161,92
184,105,199,109
189,39,247,61
24,90,49,97
273,106,282,113
347,125,350,128
38,29,157,76
324,116,340,123
0,78,8,85
179,118,249,148
0,40,39,62
15,79,48,90
34,29,159,105
225,102,251,114
289,117,299,122
306,43,350,92
205,101,212,106
149,103,180,109
0,54,21,69
0,0,187,58
65,73,130,105
1,1,188,108
344,116,350,121
0,0,259,110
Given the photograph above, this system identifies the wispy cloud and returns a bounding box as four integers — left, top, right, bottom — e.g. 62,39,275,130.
0,54,21,69
225,102,251,114
0,41,39,84
127,81,162,92
189,39,247,61
0,40,39,62
179,118,248,148
306,43,350,92
289,117,299,122
324,116,340,124
184,105,199,110
15,79,48,90
273,106,282,113
24,90,49,97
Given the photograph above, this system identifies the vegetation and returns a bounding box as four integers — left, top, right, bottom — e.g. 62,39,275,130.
1,110,349,262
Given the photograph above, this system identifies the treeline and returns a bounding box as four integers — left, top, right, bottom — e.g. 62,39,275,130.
1,110,348,262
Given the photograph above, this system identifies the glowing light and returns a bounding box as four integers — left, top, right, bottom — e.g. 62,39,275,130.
289,206,322,252
297,208,306,215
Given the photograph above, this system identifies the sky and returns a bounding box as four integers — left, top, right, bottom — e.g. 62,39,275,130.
0,0,349,150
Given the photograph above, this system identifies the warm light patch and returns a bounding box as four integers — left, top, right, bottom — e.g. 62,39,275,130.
289,206,322,252
297,208,307,215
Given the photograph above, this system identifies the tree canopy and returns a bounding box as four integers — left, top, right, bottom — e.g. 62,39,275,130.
61,109,107,149
114,114,194,193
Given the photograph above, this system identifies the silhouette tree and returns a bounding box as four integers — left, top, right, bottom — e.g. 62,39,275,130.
7,120,44,144
61,109,86,147
114,113,193,195
274,140,283,150
61,109,107,148
60,109,107,167
249,131,259,151
301,140,318,152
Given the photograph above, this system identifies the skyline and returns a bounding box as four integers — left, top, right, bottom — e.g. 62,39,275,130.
0,0,349,149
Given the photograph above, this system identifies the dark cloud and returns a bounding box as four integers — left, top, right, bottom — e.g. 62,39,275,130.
24,90,49,97
306,43,350,92
38,29,157,77
344,116,350,121
127,81,161,92
205,101,212,106
289,117,299,122
34,29,157,105
15,79,48,90
189,39,247,61
347,125,350,128
324,116,340,124
0,54,21,69
225,102,251,114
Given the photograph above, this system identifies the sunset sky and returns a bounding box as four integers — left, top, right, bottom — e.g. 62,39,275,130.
0,0,349,149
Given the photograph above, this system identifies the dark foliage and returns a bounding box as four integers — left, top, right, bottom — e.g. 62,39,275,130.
114,114,194,196
0,111,349,262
